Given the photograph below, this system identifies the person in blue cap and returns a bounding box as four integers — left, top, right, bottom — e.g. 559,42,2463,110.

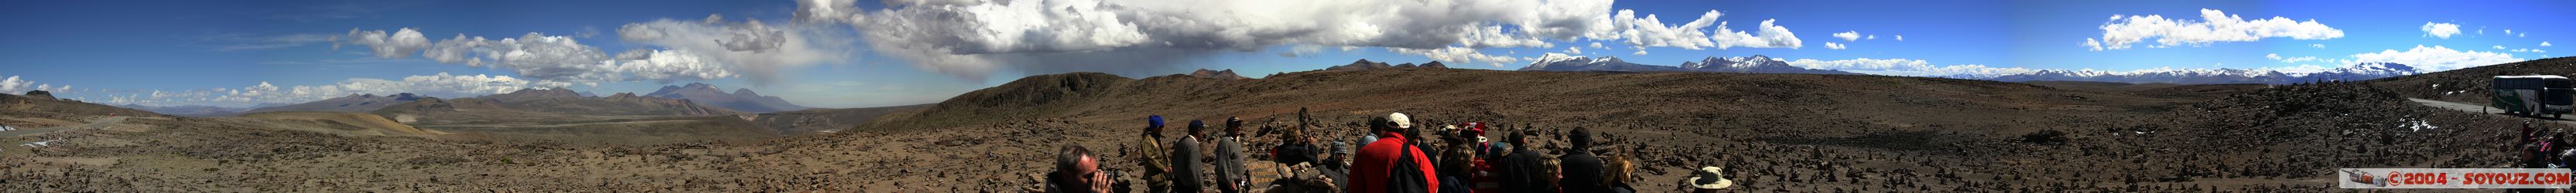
1138,115,1173,193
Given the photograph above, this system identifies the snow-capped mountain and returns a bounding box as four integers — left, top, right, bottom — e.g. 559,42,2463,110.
1519,53,1854,75
1517,53,1681,72
1982,63,2423,84
2296,63,2421,82
1681,55,1858,75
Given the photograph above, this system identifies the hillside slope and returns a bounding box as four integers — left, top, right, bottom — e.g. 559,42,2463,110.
241,93,429,113
2369,56,2576,104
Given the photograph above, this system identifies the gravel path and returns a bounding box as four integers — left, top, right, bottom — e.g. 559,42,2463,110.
0,116,122,137
2409,98,2575,123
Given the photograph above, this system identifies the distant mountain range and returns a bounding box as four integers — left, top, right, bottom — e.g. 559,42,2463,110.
1982,63,2421,84
1517,53,1859,75
1186,69,1251,80
238,93,429,114
645,83,809,113
1516,53,2422,84
116,104,248,117
377,88,743,117
1327,59,1450,71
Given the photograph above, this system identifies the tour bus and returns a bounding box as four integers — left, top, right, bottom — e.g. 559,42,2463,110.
2493,75,2576,117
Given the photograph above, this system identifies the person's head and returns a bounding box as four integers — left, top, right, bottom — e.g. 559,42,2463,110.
1569,127,1593,151
1188,120,1208,138
1374,113,1413,135
1146,115,1166,137
1055,145,1109,192
1226,117,1244,137
1332,141,1351,156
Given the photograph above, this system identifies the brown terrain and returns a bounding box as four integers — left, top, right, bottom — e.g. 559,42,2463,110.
0,61,2548,191
2372,56,2576,104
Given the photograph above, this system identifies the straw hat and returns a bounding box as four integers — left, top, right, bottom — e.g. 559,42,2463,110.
1687,166,1734,189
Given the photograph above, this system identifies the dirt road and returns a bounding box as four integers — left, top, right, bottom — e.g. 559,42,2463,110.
2409,98,2574,123
0,116,124,137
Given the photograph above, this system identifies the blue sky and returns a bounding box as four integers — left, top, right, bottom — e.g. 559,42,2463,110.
0,0,2565,108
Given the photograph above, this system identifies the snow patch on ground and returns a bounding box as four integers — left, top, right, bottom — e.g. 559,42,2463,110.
2407,118,2440,132
24,139,55,147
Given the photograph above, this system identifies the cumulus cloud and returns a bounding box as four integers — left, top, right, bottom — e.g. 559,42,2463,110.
339,28,432,58
614,17,847,83
1388,46,1521,67
104,73,573,107
1895,35,1904,41
2349,45,2521,71
2422,22,2461,39
1833,31,1860,42
345,19,843,84
2496,46,2509,49
409,32,734,83
1784,58,2038,78
1705,19,1802,49
2265,53,2321,63
2545,42,2554,47
2311,44,2325,49
2086,8,2342,51
0,76,34,93
798,0,1798,79
1565,46,1583,54
1823,42,1846,49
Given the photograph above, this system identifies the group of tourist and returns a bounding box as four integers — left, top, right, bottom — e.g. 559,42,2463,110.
1044,107,1736,192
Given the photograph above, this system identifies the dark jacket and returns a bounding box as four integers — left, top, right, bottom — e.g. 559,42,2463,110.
1172,136,1206,192
1275,142,1318,167
1499,149,1553,193
1556,152,1610,193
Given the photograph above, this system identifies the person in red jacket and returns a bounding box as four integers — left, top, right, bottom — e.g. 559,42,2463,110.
1352,113,1439,193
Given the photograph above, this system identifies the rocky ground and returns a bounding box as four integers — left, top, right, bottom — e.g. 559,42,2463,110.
0,68,2544,191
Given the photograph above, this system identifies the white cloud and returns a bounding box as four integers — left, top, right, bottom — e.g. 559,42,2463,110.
2423,22,2461,39
1387,46,1521,67
801,0,1805,79
1866,35,1876,40
614,17,848,83
2545,42,2554,47
0,76,34,94
1609,10,1727,49
1895,35,1904,41
1565,46,1583,54
2311,44,2325,49
412,32,735,83
1706,19,1803,49
2496,46,2509,49
2349,45,2522,71
1631,49,1647,56
1588,42,1605,49
1833,31,1860,42
104,73,574,107
1784,58,2038,78
347,20,847,84
1823,42,1846,49
2086,8,2342,51
2265,53,2321,63
338,28,432,58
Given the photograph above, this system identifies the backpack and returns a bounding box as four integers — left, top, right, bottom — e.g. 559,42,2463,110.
1384,138,1433,193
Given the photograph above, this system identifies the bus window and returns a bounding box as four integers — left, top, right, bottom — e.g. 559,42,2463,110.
2550,79,2574,88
